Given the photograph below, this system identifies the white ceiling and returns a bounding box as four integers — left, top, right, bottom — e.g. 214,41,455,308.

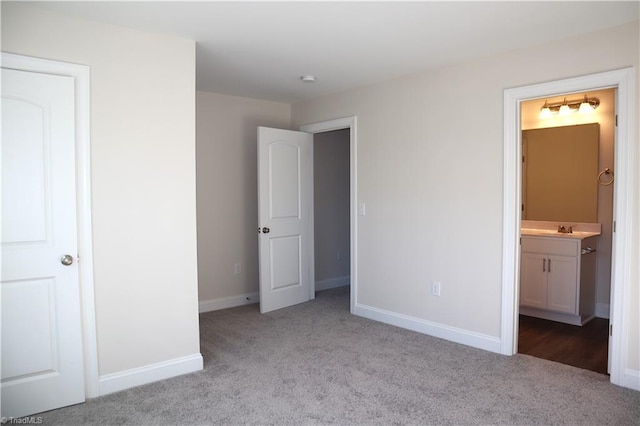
32,1,639,104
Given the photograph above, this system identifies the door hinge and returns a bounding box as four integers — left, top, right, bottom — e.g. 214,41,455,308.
610,324,613,336
613,221,616,232
615,115,618,127
522,155,525,163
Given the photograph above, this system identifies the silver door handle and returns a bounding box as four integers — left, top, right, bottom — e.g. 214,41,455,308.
61,254,74,266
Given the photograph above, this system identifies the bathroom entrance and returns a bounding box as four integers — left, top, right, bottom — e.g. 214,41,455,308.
501,67,636,389
517,88,616,375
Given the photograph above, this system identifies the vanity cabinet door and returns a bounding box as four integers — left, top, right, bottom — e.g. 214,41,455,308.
519,235,594,324
546,254,578,314
520,252,547,309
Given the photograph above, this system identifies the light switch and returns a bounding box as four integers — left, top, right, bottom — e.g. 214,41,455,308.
358,202,366,216
432,281,441,296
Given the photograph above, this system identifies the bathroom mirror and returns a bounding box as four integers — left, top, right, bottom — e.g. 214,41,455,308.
522,123,599,223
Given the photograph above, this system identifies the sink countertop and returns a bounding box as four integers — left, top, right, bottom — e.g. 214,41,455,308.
521,228,601,239
520,220,602,239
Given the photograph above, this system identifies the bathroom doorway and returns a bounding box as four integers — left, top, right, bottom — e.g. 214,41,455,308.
501,67,635,389
517,89,616,375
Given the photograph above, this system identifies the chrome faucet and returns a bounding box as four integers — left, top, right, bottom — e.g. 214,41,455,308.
557,225,574,234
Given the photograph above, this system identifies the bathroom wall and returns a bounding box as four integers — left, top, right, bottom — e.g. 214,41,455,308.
314,129,351,289
521,88,615,317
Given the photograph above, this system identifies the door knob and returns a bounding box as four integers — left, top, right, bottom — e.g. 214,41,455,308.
61,254,74,266
262,227,270,234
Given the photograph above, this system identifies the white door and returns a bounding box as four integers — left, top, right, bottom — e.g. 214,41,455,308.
1,68,85,418
257,127,313,313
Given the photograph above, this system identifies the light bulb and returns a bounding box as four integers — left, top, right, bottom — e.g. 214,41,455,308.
558,99,571,116
539,101,552,119
579,96,594,113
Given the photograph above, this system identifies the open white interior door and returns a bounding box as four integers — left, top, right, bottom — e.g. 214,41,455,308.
1,67,85,417
258,127,313,313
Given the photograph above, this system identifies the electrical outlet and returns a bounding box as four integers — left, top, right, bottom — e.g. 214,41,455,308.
432,281,441,297
234,262,242,275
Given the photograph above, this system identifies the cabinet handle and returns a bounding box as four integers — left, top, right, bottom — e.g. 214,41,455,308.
548,258,551,272
542,258,546,272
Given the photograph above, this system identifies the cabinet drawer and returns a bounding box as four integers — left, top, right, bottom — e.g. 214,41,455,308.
521,236,578,256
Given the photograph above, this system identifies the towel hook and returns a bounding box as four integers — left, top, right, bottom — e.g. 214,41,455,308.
597,168,614,186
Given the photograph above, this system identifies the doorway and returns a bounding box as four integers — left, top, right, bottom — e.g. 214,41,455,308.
501,67,635,389
517,89,616,375
313,129,351,301
256,118,357,314
301,117,358,313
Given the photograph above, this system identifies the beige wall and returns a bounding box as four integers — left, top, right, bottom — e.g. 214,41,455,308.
292,21,639,372
314,129,351,283
2,4,201,375
521,89,616,313
196,91,291,302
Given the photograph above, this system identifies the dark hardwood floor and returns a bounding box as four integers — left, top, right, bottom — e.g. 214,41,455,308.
518,315,609,375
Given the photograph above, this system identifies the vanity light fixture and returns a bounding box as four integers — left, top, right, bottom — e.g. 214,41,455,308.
539,95,599,118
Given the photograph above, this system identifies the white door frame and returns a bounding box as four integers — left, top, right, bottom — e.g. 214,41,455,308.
300,117,357,314
501,67,636,389
2,52,99,397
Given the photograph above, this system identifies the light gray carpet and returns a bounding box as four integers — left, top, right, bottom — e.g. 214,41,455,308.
36,287,639,425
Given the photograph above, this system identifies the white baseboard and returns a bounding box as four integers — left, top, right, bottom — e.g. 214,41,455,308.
315,275,350,292
622,368,640,391
354,303,502,354
595,302,610,319
99,353,203,396
199,292,259,313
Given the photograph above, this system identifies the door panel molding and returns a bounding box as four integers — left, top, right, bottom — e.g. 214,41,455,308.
2,52,98,397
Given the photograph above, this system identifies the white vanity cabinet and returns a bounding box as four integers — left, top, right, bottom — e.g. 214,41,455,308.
520,235,597,325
